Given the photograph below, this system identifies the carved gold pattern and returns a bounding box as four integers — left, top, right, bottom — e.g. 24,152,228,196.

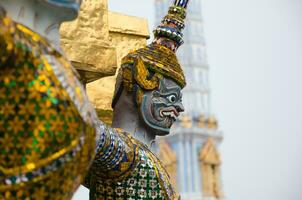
197,115,206,128
197,115,218,130
181,115,192,128
199,138,222,199
208,116,218,130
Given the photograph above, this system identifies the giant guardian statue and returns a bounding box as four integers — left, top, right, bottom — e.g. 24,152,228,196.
85,0,190,199
0,0,190,199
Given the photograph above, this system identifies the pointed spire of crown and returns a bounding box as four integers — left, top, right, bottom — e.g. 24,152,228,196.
153,0,190,52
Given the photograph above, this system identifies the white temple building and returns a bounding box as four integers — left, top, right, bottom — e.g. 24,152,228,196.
155,0,224,199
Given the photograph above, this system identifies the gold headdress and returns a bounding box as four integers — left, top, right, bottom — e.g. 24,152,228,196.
112,0,190,107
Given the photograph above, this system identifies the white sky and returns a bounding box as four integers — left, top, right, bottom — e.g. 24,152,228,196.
73,0,302,199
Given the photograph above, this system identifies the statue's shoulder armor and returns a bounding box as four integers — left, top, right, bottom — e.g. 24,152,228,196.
0,12,96,122
89,129,140,182
0,13,97,199
89,129,178,200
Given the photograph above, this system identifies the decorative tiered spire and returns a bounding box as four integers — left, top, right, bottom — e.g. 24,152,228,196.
174,0,190,8
153,0,190,52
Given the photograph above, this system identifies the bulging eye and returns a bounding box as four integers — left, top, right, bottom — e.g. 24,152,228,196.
167,95,177,103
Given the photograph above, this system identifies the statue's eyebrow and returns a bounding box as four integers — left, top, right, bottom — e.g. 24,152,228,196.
164,86,181,96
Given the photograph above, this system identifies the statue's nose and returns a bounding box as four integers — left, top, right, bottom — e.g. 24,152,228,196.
174,102,184,113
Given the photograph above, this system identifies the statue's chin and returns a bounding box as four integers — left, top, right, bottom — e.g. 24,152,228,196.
143,118,171,136
140,113,170,136
155,128,170,136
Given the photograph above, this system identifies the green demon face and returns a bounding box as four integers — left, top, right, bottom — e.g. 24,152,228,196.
139,78,184,135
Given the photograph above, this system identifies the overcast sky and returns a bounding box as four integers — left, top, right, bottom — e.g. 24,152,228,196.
73,0,302,199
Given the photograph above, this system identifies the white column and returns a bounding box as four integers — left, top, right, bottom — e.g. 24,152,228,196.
179,134,185,193
192,139,200,193
185,137,192,192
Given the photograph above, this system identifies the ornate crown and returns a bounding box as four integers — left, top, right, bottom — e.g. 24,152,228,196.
112,0,190,108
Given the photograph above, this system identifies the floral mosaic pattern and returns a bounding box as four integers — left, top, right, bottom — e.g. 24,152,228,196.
86,128,178,200
0,12,97,199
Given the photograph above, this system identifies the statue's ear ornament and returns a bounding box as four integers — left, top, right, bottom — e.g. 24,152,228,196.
133,58,159,90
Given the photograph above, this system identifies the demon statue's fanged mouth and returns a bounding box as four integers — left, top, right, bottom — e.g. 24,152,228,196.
140,78,184,135
159,106,180,121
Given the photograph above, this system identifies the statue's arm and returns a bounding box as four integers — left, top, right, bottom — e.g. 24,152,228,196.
83,120,139,188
